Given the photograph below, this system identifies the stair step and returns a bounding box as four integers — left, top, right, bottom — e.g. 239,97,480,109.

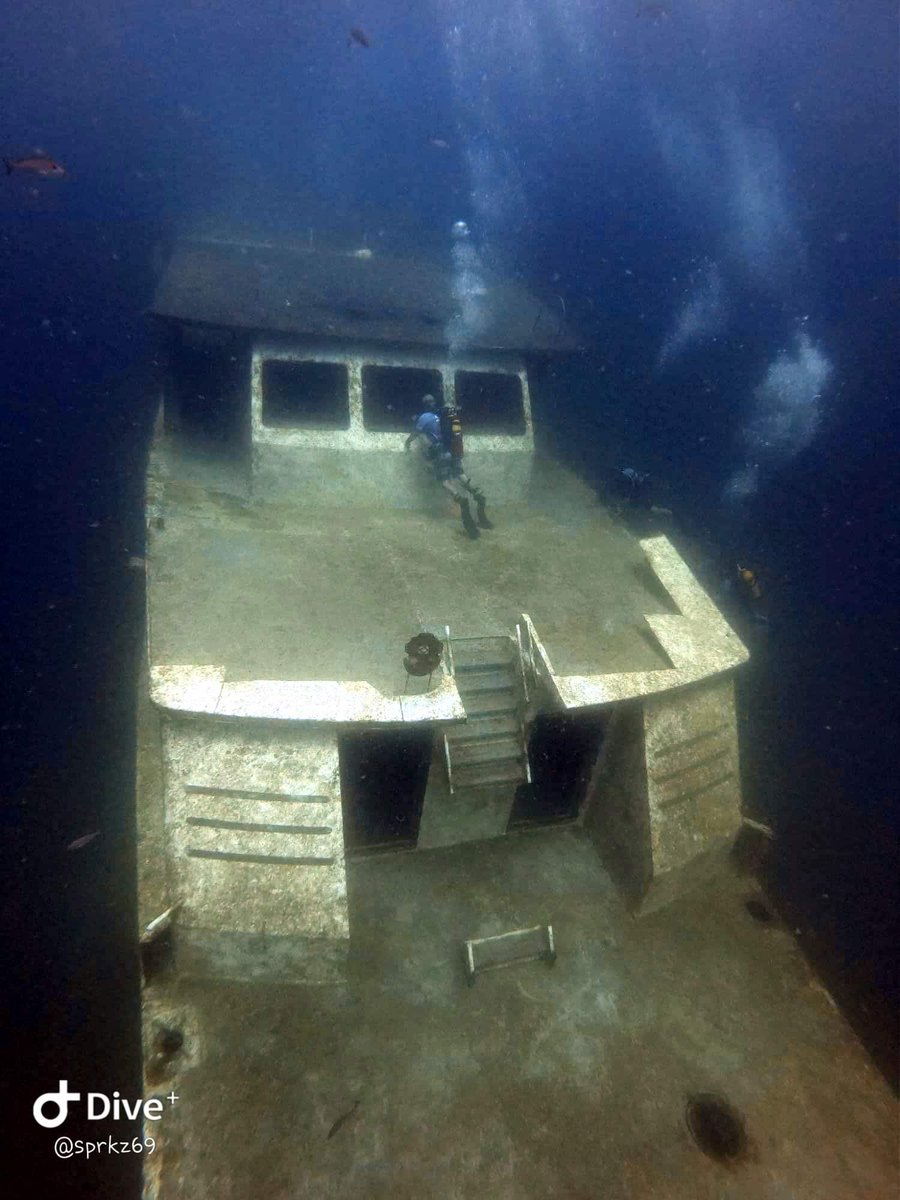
455,660,515,675
456,669,517,695
450,638,516,669
450,736,522,768
462,692,520,717
451,713,520,742
452,760,525,790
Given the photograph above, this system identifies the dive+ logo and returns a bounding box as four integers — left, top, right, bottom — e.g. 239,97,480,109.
33,1081,175,1127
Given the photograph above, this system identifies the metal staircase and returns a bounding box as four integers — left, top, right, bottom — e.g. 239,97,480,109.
443,631,531,795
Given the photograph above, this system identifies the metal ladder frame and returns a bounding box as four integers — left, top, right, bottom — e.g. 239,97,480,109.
442,625,533,793
514,623,533,785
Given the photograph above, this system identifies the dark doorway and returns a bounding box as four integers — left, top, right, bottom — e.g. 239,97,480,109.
339,728,433,853
508,713,605,829
167,324,250,456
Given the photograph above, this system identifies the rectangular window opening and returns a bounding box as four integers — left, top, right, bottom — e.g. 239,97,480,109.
361,365,443,432
261,359,349,429
454,370,526,435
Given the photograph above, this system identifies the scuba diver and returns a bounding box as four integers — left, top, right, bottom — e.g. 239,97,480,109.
614,467,651,508
405,394,493,539
737,564,762,601
609,467,672,520
736,563,770,627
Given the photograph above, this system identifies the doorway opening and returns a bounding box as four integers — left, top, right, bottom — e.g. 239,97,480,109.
167,325,249,460
508,712,606,830
339,728,433,854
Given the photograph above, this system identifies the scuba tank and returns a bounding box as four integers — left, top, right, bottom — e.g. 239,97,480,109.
441,404,464,459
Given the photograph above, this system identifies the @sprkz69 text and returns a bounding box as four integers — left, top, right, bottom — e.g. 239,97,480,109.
55,1137,157,1159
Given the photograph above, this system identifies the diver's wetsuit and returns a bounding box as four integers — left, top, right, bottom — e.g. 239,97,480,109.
406,407,492,538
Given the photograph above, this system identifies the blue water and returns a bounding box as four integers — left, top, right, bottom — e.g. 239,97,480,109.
1,2,897,1193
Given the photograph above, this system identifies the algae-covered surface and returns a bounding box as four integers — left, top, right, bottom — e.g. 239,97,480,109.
142,828,898,1200
147,470,672,693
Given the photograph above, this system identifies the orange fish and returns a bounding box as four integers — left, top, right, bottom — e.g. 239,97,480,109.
4,154,66,177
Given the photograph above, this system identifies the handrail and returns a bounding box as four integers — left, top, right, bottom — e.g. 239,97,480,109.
519,614,550,682
523,619,536,681
514,623,530,705
444,633,512,643
442,623,454,792
443,731,454,795
513,623,533,784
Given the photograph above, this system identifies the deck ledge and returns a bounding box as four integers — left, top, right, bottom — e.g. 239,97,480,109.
524,535,749,708
149,664,466,724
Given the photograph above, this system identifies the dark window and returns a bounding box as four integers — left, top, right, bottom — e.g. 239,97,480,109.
454,371,526,434
261,360,349,429
361,365,443,432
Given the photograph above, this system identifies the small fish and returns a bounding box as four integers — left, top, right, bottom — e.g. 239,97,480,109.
429,137,450,150
742,816,775,840
352,247,373,259
4,155,66,177
326,1099,360,1140
349,27,370,48
67,831,99,851
141,905,179,943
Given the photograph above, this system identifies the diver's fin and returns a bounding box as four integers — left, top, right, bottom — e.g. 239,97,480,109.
460,499,480,539
476,499,493,530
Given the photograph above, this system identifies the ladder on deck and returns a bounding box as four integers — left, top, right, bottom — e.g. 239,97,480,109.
442,627,532,795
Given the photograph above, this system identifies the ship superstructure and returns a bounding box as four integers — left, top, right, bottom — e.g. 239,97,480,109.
135,238,896,1199
140,236,746,979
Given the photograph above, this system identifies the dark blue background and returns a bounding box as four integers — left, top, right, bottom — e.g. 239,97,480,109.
1,2,896,1194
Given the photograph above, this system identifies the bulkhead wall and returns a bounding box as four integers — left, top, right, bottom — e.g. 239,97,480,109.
249,343,535,507
251,444,535,509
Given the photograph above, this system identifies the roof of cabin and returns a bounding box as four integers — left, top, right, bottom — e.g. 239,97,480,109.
150,238,577,353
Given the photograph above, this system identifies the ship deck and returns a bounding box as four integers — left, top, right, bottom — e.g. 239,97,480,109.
142,826,898,1199
147,463,674,695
